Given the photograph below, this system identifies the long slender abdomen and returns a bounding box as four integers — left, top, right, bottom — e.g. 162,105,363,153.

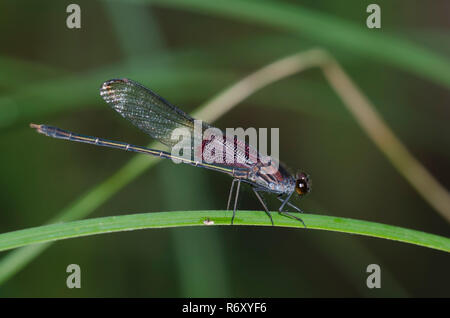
30,124,156,154
30,123,240,177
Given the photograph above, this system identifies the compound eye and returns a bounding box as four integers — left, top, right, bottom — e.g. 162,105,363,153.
295,179,307,195
295,173,311,195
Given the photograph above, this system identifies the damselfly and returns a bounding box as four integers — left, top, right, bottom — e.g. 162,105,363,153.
31,78,311,226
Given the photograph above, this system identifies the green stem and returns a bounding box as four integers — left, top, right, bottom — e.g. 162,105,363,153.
0,211,449,253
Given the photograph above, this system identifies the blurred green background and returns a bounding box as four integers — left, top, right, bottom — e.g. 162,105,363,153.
0,0,449,297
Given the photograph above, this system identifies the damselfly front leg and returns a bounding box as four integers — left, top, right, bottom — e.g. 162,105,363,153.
277,194,307,228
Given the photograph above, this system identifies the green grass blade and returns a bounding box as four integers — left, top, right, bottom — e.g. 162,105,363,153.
0,211,449,253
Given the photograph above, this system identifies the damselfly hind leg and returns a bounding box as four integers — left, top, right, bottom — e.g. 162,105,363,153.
227,179,241,225
227,179,237,211
227,180,274,226
232,180,241,225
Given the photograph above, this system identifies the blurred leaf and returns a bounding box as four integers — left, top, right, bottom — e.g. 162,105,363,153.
0,63,236,128
144,0,450,88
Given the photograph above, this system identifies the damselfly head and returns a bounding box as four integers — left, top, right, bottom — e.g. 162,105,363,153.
295,172,311,196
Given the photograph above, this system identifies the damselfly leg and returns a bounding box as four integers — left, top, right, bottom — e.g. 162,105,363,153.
227,179,238,211
232,180,241,225
277,194,304,213
227,180,274,226
227,179,242,225
277,194,307,228
279,191,294,212
252,188,274,226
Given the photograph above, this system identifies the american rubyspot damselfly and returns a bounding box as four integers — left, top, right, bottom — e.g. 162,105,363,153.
31,78,311,226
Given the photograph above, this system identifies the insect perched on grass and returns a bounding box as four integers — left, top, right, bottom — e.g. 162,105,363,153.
31,78,311,226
